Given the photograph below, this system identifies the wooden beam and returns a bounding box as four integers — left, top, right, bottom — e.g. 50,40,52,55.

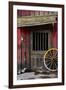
17,14,57,27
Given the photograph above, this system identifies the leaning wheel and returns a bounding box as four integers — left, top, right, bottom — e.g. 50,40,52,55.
44,48,58,72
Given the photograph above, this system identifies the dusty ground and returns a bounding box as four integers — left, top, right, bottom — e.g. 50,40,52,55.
17,71,58,80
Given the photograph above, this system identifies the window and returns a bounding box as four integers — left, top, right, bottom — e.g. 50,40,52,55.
33,32,48,51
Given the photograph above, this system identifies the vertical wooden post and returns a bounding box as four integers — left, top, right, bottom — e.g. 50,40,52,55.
21,38,22,73
29,32,31,69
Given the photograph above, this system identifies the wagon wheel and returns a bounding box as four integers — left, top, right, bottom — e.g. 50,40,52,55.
44,48,58,72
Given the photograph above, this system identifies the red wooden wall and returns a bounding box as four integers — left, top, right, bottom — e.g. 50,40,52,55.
17,27,30,64
17,10,58,64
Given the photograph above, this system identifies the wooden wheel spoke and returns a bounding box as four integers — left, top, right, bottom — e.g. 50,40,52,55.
49,52,53,57
54,61,58,69
50,50,54,56
49,50,57,57
46,54,52,59
48,62,53,69
45,57,52,61
45,60,50,64
46,62,51,67
54,63,56,69
53,51,58,58
53,50,56,56
53,63,55,69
